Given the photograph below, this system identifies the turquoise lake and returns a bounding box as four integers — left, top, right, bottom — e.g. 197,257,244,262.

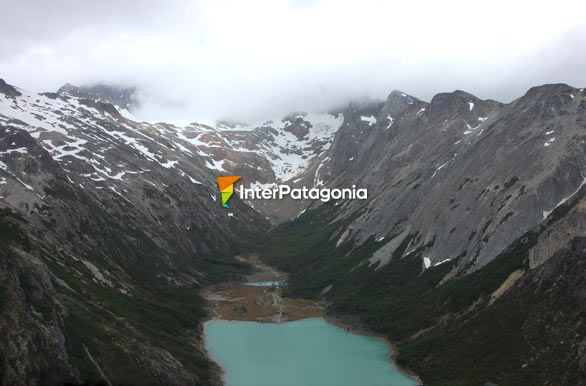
204,318,419,386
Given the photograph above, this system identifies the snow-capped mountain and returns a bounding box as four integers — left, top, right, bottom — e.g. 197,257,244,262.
1,80,345,221
1,77,585,385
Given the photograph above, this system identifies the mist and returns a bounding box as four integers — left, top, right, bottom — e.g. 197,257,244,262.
1,0,585,124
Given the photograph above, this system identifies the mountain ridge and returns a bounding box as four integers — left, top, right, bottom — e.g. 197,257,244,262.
1,77,585,385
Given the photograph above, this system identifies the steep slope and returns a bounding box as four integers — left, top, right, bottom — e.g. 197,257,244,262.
0,80,270,384
261,184,586,386
296,84,585,271
3,80,345,223
178,112,344,221
260,84,586,385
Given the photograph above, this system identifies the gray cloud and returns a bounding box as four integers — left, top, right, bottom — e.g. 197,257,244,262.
1,0,585,124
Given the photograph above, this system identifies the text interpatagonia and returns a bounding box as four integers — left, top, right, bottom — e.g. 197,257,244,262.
239,184,368,202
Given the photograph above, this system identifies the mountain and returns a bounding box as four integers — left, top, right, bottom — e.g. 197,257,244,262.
1,77,585,385
260,85,586,385
290,84,585,271
0,79,272,384
57,83,139,112
0,78,346,383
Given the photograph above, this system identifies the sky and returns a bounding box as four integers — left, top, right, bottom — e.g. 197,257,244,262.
1,0,586,124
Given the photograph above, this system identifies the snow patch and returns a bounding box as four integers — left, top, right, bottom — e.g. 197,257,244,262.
180,171,202,184
160,160,178,168
434,258,451,267
463,122,481,135
431,161,448,177
542,176,586,219
544,137,555,147
205,159,226,172
0,147,27,155
360,115,377,126
385,115,394,130
423,257,431,269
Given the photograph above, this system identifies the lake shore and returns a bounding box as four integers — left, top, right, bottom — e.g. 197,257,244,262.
202,253,421,386
203,254,322,322
322,314,423,386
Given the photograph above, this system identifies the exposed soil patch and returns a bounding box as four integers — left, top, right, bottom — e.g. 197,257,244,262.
204,254,322,322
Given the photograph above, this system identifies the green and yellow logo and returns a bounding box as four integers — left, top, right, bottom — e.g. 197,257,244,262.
217,176,241,208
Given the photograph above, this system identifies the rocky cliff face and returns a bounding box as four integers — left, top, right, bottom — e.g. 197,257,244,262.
298,84,586,273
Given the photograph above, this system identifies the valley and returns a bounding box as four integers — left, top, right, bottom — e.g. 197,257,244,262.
203,254,420,386
204,254,322,322
0,78,585,385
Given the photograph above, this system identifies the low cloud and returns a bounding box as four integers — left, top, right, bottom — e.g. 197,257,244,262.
1,0,585,124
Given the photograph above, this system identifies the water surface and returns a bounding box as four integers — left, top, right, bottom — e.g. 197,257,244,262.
204,318,418,386
243,280,284,287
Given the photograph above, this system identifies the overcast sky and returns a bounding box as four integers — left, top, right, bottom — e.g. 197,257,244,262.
1,0,585,123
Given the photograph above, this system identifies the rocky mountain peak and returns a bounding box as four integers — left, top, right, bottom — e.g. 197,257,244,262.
522,83,576,99
0,78,21,97
381,90,423,118
426,89,491,120
508,83,582,121
282,113,312,140
428,89,478,109
57,83,138,111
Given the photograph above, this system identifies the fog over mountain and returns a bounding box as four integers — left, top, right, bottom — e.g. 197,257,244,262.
1,0,586,123
1,2,586,384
